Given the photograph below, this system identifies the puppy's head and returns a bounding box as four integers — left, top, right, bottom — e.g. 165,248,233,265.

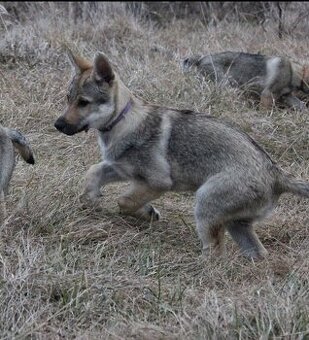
181,55,203,73
54,50,117,135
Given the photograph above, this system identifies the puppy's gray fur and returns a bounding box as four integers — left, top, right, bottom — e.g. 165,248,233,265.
55,50,309,260
0,125,35,222
182,51,309,110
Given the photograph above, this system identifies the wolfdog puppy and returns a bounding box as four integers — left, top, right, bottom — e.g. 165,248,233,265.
182,51,309,110
54,50,309,259
0,126,35,222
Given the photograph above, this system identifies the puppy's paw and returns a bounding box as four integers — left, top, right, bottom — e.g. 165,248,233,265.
294,101,306,111
243,248,268,262
119,204,161,222
200,245,226,262
79,191,102,211
136,204,161,222
148,205,161,221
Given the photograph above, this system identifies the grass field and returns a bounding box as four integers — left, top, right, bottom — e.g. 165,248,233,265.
0,2,308,339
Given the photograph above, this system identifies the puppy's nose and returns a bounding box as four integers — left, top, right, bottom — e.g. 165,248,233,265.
181,58,190,72
54,117,66,132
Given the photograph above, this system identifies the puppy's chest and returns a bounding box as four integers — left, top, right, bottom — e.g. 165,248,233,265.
100,136,168,182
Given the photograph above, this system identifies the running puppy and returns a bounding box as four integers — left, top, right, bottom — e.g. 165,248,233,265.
54,50,309,260
182,51,309,110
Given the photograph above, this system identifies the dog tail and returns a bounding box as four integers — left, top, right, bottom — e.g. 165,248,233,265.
5,128,35,165
276,171,309,198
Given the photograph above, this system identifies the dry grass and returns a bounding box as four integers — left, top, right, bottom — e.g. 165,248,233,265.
0,2,308,339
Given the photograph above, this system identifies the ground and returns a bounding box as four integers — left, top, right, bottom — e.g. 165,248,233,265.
0,2,308,339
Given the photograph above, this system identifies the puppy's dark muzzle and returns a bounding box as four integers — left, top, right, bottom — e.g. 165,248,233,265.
54,117,79,136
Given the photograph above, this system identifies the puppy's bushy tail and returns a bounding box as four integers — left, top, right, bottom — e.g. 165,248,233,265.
276,171,309,198
5,128,35,165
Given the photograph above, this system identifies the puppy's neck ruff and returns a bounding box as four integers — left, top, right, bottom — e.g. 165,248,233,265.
99,99,133,133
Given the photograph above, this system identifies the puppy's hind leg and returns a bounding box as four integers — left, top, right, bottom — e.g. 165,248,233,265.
195,219,226,258
194,181,229,258
226,219,268,260
194,172,265,260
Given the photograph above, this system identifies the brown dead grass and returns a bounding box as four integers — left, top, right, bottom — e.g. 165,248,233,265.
0,2,308,339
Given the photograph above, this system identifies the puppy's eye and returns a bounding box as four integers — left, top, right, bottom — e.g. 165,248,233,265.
78,99,90,107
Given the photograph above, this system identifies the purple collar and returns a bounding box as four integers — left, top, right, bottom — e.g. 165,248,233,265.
100,99,133,133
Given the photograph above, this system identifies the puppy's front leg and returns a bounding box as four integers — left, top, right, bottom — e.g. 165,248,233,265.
80,161,124,205
260,89,275,109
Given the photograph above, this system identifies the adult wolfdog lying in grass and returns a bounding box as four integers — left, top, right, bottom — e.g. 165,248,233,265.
54,50,309,260
182,51,309,110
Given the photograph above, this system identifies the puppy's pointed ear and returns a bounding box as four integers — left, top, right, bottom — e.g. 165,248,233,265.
93,52,115,84
66,48,92,73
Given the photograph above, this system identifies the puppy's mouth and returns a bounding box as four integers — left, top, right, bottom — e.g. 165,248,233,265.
74,123,89,135
54,118,89,136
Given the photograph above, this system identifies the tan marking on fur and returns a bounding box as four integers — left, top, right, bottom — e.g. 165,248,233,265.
78,68,93,87
63,105,83,125
63,69,94,126
118,182,162,213
260,93,274,109
301,65,309,87
290,61,303,88
209,225,226,256
72,54,92,72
